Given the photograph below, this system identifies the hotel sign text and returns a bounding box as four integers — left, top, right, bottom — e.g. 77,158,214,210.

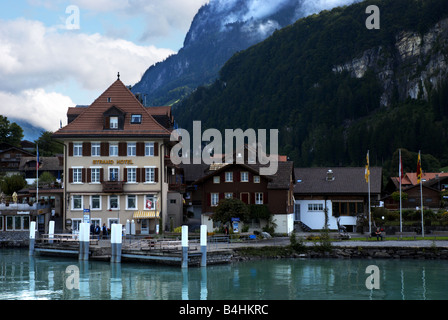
92,159,134,165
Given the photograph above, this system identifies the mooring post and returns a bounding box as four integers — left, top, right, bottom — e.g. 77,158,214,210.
48,220,55,244
79,222,90,261
29,221,36,256
182,225,188,268
111,223,122,263
200,225,207,267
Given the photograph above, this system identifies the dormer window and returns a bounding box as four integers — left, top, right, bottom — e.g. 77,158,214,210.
131,114,142,124
110,117,119,129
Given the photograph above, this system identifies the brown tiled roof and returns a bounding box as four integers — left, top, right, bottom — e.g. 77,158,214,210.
294,167,382,195
53,79,172,139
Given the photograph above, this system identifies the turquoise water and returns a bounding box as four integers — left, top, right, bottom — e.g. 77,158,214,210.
0,248,447,300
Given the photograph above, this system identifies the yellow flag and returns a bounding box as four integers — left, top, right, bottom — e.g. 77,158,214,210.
365,151,370,183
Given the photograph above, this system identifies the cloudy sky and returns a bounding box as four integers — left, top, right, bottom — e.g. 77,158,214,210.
0,0,208,133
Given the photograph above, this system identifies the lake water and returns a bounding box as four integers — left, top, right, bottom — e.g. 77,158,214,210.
0,248,447,300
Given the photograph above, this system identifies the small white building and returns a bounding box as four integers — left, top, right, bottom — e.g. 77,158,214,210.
294,167,382,232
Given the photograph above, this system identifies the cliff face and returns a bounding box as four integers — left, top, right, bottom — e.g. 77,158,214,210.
333,18,448,106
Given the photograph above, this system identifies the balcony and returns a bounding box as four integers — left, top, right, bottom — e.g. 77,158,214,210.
102,181,124,193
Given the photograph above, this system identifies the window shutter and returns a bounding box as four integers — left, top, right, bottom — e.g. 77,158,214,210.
251,193,256,205
82,168,86,183
154,168,159,183
105,116,110,129
83,142,91,157
136,142,145,156
69,169,73,183
123,168,128,182
101,142,109,156
136,168,142,183
100,168,104,183
87,169,92,183
154,142,159,157
69,143,73,157
119,142,126,156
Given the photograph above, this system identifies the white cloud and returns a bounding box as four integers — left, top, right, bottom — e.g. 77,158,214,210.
0,17,175,132
0,89,74,132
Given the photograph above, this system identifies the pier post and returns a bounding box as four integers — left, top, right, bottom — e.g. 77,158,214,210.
200,225,207,267
29,221,36,256
111,223,122,263
182,225,188,268
79,222,90,261
48,221,55,244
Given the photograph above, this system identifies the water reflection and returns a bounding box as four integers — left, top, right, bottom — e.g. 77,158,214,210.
0,249,447,300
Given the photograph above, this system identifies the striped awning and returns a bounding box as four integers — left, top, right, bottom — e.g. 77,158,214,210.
133,211,160,219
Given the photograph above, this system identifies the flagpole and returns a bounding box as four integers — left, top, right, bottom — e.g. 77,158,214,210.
399,149,402,233
419,150,424,238
36,145,39,205
367,150,371,235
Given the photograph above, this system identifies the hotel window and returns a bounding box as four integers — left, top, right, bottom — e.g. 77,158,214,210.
308,203,324,211
145,167,155,183
255,193,263,205
127,195,137,210
131,114,142,124
110,117,119,129
91,143,101,156
127,143,136,156
225,172,233,182
225,193,233,199
254,176,260,183
127,168,137,183
109,143,118,156
73,168,83,183
91,195,101,210
241,172,249,182
109,195,119,210
73,143,83,157
72,195,83,210
109,168,119,181
145,195,156,210
91,168,101,183
145,142,154,156
211,193,219,207
213,176,220,184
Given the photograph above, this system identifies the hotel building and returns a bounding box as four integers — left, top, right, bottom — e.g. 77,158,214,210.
53,77,178,234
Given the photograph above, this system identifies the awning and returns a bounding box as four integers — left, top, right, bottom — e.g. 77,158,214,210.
133,211,160,219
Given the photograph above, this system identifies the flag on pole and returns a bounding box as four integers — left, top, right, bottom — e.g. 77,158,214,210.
416,151,422,183
36,146,39,171
365,151,370,183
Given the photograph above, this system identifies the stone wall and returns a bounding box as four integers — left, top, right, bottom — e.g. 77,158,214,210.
0,232,29,247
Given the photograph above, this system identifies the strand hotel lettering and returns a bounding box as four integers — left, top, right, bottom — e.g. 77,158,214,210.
92,159,134,165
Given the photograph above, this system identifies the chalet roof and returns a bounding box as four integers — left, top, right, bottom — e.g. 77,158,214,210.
191,161,294,190
19,157,63,171
53,79,172,139
294,167,382,195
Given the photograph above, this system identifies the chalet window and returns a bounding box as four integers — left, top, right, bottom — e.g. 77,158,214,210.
91,195,101,210
225,193,233,199
211,193,219,207
255,193,263,205
110,117,119,129
213,176,220,184
308,203,324,211
91,168,101,183
109,195,119,210
225,172,233,182
127,195,137,210
131,114,142,124
73,143,83,157
107,97,112,103
127,143,136,156
72,195,83,210
109,143,118,156
73,168,83,183
145,142,154,156
254,176,260,183
91,143,100,156
127,168,137,183
241,172,249,182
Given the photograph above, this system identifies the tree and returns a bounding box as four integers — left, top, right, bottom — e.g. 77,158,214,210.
36,131,63,156
213,198,250,224
0,116,23,147
0,174,27,196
